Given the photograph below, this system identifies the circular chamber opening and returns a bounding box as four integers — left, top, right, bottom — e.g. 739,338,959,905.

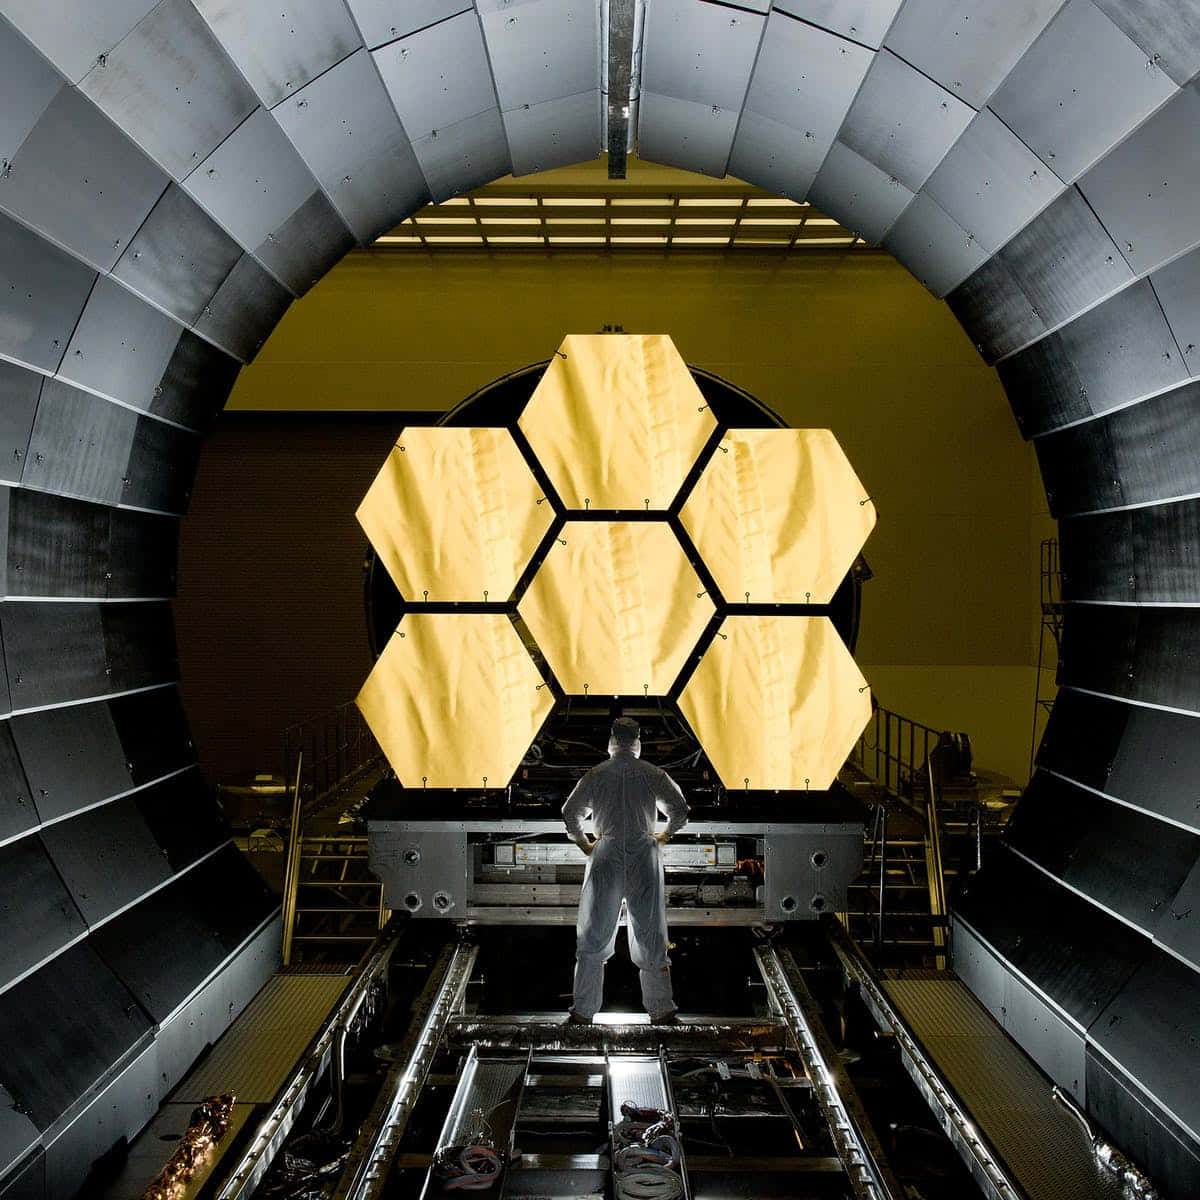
811,850,827,868
403,892,422,912
780,895,797,913
810,894,827,912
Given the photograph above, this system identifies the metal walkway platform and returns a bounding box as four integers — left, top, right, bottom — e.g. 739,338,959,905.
881,975,1126,1200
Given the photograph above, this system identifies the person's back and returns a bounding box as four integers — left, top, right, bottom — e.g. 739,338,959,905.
562,718,688,1023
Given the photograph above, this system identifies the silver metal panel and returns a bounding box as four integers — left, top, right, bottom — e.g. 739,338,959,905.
22,381,137,507
990,0,1176,185
947,252,1045,362
1001,969,1087,1101
504,89,602,176
78,0,259,181
183,108,318,255
763,828,861,918
950,914,1007,1019
1151,246,1200,379
57,276,184,411
728,110,829,203
194,0,362,109
0,213,94,375
0,363,40,483
924,109,1065,254
772,0,903,47
192,254,292,364
883,0,1067,109
838,49,975,193
410,108,513,202
637,90,739,178
882,191,989,297
373,10,500,141
479,0,600,112
729,12,872,199
370,828,470,918
42,1042,159,1200
0,1084,39,1183
1091,0,1200,88
809,140,912,243
1153,856,1200,967
112,184,243,326
0,0,156,82
345,0,471,50
998,185,1134,336
253,190,356,296
272,49,430,244
0,20,61,167
1078,85,1200,276
0,87,167,273
640,0,764,112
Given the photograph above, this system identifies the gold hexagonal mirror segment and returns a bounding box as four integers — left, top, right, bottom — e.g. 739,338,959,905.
357,426,553,602
677,616,871,791
518,334,717,511
518,520,715,697
680,428,875,605
357,613,553,788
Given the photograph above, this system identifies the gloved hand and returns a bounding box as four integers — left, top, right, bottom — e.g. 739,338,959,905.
654,831,670,846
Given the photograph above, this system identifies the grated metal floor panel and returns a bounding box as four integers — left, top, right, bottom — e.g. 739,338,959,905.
175,973,350,1104
883,976,1127,1200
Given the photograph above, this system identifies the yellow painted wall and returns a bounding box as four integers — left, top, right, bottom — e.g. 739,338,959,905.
219,246,1043,782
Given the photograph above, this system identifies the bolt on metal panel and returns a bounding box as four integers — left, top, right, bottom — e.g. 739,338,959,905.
729,13,872,199
773,0,902,47
999,967,1088,1102
809,139,914,244
0,362,42,484
1079,85,1200,276
373,9,501,141
0,87,167,273
2,603,106,713
990,0,1177,185
883,0,1067,110
1091,0,1200,87
882,191,988,297
193,0,363,109
192,254,292,364
183,107,319,255
636,90,739,178
947,253,1045,363
57,277,185,411
640,0,765,112
924,108,1065,254
0,721,37,846
253,190,356,296
78,0,259,181
0,1081,39,1181
134,772,229,872
997,185,1133,337
409,109,513,202
1151,246,1200,379
503,89,602,175
108,509,179,601
478,0,600,112
39,795,174,926
346,0,472,50
0,19,62,167
109,689,194,787
1126,498,1200,605
1152,855,1200,967
112,183,243,327
122,417,202,514
838,49,975,193
0,836,88,988
273,49,430,243
0,0,157,82
22,380,138,508
151,330,240,431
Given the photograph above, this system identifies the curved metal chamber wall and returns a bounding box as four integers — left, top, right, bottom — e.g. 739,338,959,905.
0,0,1199,1195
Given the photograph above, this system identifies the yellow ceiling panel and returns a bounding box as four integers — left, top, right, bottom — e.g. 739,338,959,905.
357,613,553,788
677,616,871,791
518,520,715,696
518,333,717,510
679,428,875,605
356,426,552,602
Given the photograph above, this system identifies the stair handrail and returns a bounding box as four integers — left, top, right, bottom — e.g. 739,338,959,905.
283,699,383,815
280,752,304,967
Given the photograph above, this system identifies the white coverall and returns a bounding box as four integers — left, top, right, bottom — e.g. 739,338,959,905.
562,741,689,1020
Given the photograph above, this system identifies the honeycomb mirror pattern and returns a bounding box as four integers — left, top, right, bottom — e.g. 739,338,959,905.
357,333,874,792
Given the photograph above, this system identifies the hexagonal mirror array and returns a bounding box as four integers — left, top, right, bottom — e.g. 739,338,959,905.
357,333,875,795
